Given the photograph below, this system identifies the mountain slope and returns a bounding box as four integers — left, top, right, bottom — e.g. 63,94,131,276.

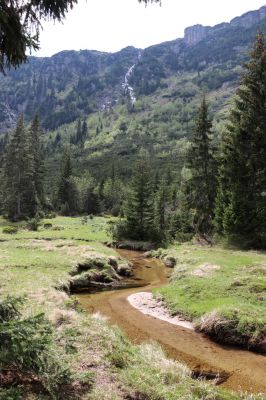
1,6,266,189
1,6,266,133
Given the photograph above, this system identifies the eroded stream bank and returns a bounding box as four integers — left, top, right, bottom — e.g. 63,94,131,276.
77,249,266,395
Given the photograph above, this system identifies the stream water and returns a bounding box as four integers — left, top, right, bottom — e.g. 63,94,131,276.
77,249,266,394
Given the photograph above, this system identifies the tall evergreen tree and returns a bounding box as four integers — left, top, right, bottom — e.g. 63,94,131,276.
123,159,154,241
215,33,266,247
81,119,88,142
29,114,45,207
57,149,78,214
4,115,37,220
75,119,82,144
185,96,216,235
153,179,167,241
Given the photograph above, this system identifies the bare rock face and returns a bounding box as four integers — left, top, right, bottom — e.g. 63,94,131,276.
184,6,266,46
184,25,210,45
231,6,266,29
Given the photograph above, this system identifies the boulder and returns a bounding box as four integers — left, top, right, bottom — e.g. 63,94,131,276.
108,256,118,268
164,256,176,268
117,263,133,277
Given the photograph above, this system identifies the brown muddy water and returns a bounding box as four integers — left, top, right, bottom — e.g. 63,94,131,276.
77,249,266,394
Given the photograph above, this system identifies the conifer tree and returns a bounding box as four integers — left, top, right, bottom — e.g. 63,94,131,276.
81,119,88,142
153,179,167,241
57,149,78,214
82,185,100,215
185,96,216,235
75,119,82,144
123,159,154,241
29,114,45,207
4,115,37,220
215,33,266,247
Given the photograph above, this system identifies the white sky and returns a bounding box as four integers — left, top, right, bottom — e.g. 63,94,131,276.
36,0,266,57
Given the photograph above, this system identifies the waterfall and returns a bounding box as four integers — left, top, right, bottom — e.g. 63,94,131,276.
122,51,142,104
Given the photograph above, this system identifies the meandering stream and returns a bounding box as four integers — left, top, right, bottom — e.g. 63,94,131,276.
77,250,266,394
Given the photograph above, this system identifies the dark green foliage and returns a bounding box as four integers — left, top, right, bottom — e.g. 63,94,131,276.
82,185,100,215
153,180,168,242
70,118,88,145
185,97,217,236
169,210,194,242
0,296,23,323
3,115,38,220
57,149,79,214
27,217,41,231
0,0,77,71
215,33,266,247
29,114,45,207
2,226,18,234
0,388,22,400
0,296,72,397
113,159,155,241
44,222,53,229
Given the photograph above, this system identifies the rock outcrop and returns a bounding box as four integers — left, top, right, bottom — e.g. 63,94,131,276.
184,6,266,46
184,25,210,45
231,6,266,29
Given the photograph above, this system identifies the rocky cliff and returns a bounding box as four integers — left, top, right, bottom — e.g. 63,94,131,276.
184,5,266,45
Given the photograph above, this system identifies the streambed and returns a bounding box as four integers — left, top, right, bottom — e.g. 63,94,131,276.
77,249,266,394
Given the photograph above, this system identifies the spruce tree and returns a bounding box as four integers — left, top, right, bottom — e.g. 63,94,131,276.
4,115,37,220
215,33,266,247
75,119,82,144
185,96,216,236
57,149,78,214
81,119,88,143
153,179,167,241
29,115,45,207
123,159,154,241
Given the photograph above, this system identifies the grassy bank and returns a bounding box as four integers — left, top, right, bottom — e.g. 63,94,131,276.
0,216,264,399
153,244,266,353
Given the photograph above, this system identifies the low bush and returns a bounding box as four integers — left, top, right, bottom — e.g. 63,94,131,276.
2,226,18,234
0,296,72,397
52,226,64,231
27,218,41,231
44,222,53,229
45,212,57,219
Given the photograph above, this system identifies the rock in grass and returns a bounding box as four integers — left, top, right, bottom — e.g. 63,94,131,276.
164,256,176,268
108,256,118,268
117,263,133,277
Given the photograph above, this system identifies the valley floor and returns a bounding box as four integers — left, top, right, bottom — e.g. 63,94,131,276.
152,243,266,353
0,216,265,399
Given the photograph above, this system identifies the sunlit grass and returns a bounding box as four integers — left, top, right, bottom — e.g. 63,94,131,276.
154,244,266,350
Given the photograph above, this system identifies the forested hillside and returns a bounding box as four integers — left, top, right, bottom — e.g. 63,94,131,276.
1,6,266,224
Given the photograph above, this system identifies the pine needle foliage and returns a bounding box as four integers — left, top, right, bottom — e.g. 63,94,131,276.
0,296,72,397
185,96,217,236
215,33,266,248
3,115,38,220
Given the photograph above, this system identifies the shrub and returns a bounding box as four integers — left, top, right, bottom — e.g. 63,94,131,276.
0,388,22,400
81,215,88,225
43,222,53,229
45,212,57,219
60,202,70,216
2,226,18,234
52,226,64,231
0,296,72,397
27,218,41,231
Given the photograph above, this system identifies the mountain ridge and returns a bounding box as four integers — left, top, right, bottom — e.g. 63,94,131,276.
184,5,266,45
0,5,265,135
